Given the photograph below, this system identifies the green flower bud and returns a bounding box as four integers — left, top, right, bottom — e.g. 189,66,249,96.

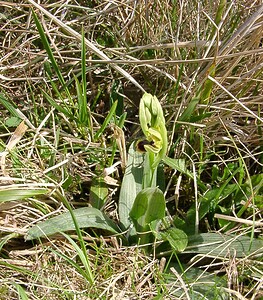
139,93,167,169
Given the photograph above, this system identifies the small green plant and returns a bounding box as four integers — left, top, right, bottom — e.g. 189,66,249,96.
25,92,188,254
25,90,263,263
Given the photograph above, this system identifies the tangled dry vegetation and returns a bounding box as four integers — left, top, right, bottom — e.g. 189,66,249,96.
0,1,263,299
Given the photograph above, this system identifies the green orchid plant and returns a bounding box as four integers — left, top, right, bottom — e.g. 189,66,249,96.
26,92,188,254
124,93,187,250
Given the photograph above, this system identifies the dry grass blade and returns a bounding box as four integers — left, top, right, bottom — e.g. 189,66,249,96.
215,213,263,227
0,121,28,179
26,0,145,92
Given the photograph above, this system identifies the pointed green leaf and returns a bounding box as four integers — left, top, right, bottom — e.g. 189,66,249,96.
163,156,206,191
32,10,66,89
0,188,48,202
119,142,144,229
186,233,263,257
94,100,118,140
178,98,199,123
25,207,120,240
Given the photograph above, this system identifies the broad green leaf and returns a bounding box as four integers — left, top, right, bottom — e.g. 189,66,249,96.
119,142,144,229
0,188,48,202
25,207,120,240
129,187,165,229
186,233,263,257
90,177,108,209
164,262,227,299
159,227,188,252
129,187,165,247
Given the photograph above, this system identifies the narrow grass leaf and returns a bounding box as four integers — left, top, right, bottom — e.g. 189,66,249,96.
163,156,206,191
199,63,216,105
177,98,199,123
61,232,93,283
0,188,48,202
118,112,127,128
49,246,91,282
0,233,19,251
42,89,71,118
94,100,118,141
211,0,227,37
81,27,87,113
0,94,21,118
12,283,29,300
75,75,88,124
32,11,67,91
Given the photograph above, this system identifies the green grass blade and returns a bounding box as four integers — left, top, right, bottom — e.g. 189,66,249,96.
12,283,29,300
0,233,19,252
61,233,93,283
43,62,73,110
75,75,88,125
81,27,87,110
50,246,90,282
118,112,127,128
41,89,71,118
199,63,216,105
0,93,20,118
32,10,66,90
163,156,206,191
210,0,227,39
177,97,199,124
0,188,49,202
94,100,118,141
